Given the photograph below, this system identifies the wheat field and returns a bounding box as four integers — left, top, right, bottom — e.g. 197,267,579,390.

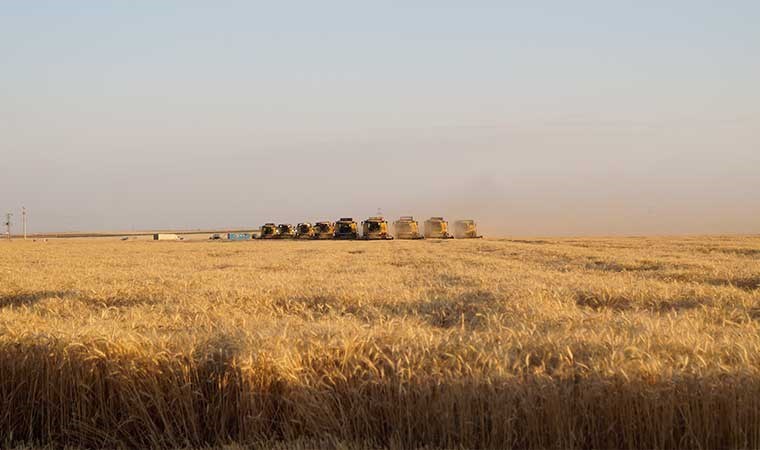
1,236,759,448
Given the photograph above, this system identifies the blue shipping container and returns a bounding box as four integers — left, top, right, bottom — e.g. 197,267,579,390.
227,233,252,241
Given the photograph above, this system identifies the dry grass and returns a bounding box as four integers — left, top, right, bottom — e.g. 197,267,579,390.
0,236,759,449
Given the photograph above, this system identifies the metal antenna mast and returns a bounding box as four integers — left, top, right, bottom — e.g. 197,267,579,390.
4,213,11,241
22,207,27,240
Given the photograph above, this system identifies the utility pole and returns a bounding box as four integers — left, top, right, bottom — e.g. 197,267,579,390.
4,213,11,241
22,207,27,240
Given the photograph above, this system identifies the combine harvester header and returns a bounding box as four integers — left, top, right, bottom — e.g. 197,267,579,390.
394,216,423,239
454,220,482,239
360,217,393,240
295,223,315,239
334,218,359,240
275,224,296,239
424,217,454,239
313,222,335,239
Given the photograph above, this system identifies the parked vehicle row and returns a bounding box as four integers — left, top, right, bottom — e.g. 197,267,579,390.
257,216,482,240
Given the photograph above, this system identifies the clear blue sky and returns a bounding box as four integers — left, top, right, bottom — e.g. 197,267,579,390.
2,1,759,235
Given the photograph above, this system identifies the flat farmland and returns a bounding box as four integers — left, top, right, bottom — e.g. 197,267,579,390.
1,236,759,448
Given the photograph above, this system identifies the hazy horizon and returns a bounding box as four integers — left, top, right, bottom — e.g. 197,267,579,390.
2,2,759,236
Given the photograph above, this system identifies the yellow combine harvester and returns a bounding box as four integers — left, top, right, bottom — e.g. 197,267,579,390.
259,223,278,239
361,216,393,240
295,222,315,239
454,219,482,239
393,216,423,239
334,218,359,240
424,217,453,239
275,223,296,239
313,221,335,239
259,217,479,240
